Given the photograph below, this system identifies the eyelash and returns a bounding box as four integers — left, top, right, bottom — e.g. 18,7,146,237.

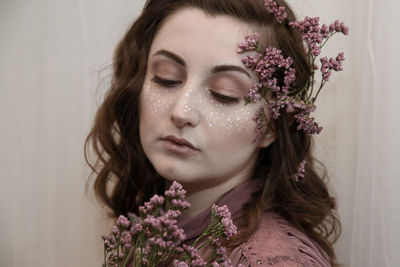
151,75,240,104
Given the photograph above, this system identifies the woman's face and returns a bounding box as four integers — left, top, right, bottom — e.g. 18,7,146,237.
139,8,271,192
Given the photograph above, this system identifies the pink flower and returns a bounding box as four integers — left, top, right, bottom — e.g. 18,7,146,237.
209,237,232,266
144,215,163,231
242,53,261,70
165,181,191,211
102,234,116,250
212,205,237,239
112,225,119,236
244,46,296,103
320,52,345,81
171,199,191,210
181,244,207,267
236,3,349,143
120,230,132,246
102,181,237,266
139,194,165,215
290,16,323,56
329,20,350,35
129,223,143,235
264,0,288,23
237,33,260,54
294,113,323,135
173,260,189,267
252,106,267,145
165,181,186,199
221,217,237,239
293,160,307,182
117,215,131,228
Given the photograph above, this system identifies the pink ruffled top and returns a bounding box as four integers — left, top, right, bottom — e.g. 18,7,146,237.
176,178,332,266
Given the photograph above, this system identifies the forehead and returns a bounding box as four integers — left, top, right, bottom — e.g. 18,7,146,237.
149,8,255,66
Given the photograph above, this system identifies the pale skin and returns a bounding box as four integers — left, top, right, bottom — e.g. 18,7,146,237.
139,8,274,220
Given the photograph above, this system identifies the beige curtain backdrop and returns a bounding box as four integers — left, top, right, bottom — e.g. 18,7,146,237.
1,0,398,266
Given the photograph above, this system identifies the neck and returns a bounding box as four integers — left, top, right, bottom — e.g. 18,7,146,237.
176,175,250,221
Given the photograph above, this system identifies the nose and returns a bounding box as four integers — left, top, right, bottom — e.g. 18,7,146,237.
170,85,201,128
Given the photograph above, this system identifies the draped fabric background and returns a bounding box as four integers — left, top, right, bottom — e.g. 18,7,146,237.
1,0,399,266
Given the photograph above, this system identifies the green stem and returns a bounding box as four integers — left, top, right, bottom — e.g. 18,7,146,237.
190,231,209,247
139,236,143,267
309,55,316,98
196,239,211,250
103,246,107,267
133,234,144,267
117,235,121,267
307,52,312,98
121,245,135,267
292,80,309,100
313,80,326,103
180,238,211,264
320,32,336,49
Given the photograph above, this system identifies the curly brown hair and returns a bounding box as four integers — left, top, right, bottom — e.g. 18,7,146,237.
84,0,341,265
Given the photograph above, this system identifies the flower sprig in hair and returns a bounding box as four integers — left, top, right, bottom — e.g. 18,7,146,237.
238,0,349,181
238,0,349,141
264,0,287,23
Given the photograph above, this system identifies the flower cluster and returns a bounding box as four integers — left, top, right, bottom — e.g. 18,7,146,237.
289,17,349,57
102,182,189,266
102,182,237,267
209,238,232,267
172,204,236,267
238,0,348,182
238,34,322,137
173,244,208,267
165,181,192,211
237,33,259,54
210,204,237,240
252,106,268,147
264,0,287,23
320,52,345,81
292,159,307,182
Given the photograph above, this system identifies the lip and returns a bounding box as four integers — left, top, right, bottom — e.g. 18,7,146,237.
161,135,200,151
160,135,200,156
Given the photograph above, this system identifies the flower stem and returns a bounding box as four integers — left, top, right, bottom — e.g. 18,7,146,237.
309,55,316,98
320,32,336,49
121,246,134,267
313,80,326,102
117,235,121,267
196,239,211,250
103,246,107,267
190,231,208,247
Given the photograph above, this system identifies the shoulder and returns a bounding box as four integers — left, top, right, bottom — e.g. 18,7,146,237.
234,212,331,267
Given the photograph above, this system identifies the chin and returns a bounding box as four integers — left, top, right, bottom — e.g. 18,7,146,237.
158,171,199,185
156,167,202,186
151,156,194,180
162,171,226,192
153,162,188,182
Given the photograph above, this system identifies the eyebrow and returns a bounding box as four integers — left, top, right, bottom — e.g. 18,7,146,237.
211,65,251,79
153,49,186,67
152,49,252,79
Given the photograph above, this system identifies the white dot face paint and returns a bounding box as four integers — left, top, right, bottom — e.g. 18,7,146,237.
141,82,262,139
139,8,272,195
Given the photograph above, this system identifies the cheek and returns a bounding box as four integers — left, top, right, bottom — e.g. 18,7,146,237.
139,84,172,148
140,84,173,115
201,103,261,144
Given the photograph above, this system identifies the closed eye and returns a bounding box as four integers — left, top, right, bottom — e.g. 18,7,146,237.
150,75,240,104
209,91,240,104
151,75,181,87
